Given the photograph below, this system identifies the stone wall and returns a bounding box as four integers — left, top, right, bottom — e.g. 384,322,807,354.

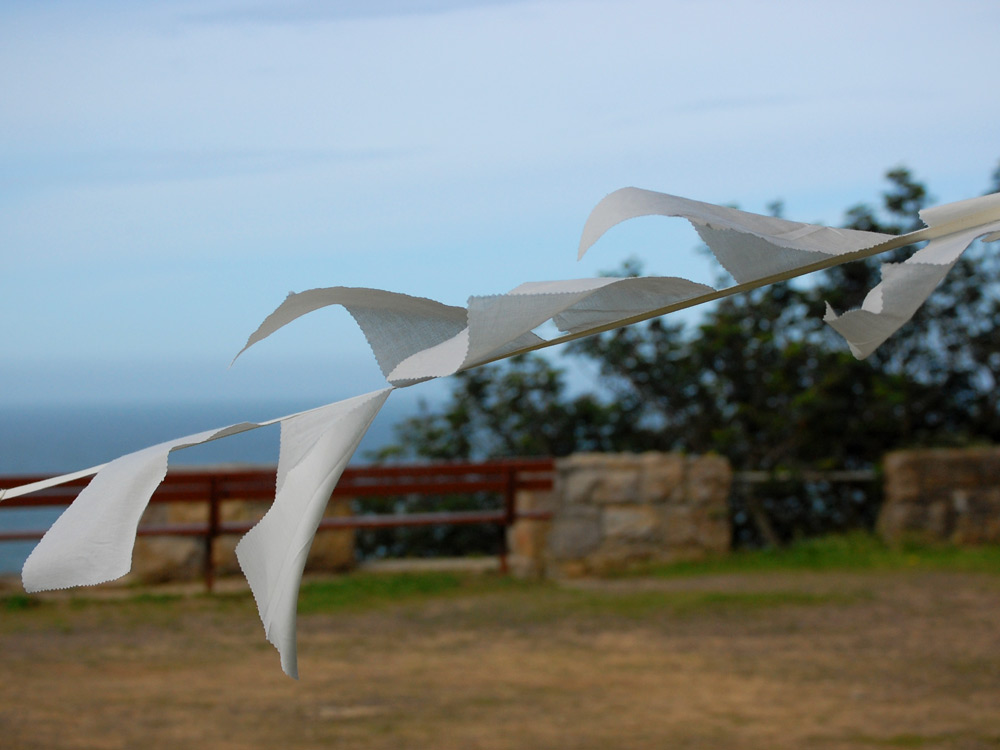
119,446,1000,584
127,452,734,583
129,496,356,584
544,452,732,576
878,447,1000,545
506,487,556,578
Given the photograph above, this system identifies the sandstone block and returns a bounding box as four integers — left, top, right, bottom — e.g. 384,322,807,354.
130,536,203,583
637,452,685,504
590,468,641,505
547,505,602,559
557,466,602,506
509,518,551,563
879,446,1000,545
547,451,732,574
603,504,660,542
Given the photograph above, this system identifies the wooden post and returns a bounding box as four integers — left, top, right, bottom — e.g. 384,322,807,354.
205,478,220,593
499,466,517,575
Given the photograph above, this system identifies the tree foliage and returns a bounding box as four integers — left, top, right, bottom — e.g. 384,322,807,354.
384,163,999,467
372,164,1000,547
375,354,639,461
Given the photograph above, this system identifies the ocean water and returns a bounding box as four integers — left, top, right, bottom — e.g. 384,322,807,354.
0,398,410,574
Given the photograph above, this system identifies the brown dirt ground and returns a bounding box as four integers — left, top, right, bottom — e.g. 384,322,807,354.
1,570,999,749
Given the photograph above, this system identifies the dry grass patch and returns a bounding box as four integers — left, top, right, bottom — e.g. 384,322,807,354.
1,542,999,749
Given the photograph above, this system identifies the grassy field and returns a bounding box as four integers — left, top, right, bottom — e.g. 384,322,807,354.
622,531,1000,577
1,535,999,749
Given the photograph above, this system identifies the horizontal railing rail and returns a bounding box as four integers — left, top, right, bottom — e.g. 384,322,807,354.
0,458,556,590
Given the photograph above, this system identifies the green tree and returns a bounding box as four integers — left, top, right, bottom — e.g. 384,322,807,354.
374,353,649,461
568,164,1000,470
375,163,1000,547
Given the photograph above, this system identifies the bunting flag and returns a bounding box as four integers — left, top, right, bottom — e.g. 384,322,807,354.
236,389,391,678
21,422,267,592
824,192,1000,358
3,185,999,677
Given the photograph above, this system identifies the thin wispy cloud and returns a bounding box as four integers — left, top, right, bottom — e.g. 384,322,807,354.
2,147,414,193
187,0,535,25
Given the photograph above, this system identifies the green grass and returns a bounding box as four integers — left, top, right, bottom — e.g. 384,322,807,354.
622,532,1000,578
551,588,862,619
2,593,39,612
4,532,997,623
851,732,1000,747
293,570,862,622
293,533,1000,618
295,570,528,614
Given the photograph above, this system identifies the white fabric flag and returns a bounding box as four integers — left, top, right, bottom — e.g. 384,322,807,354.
517,276,716,335
824,192,1000,359
237,189,897,385
578,187,893,282
17,387,393,677
233,287,467,382
236,388,392,678
385,276,716,381
22,421,268,591
236,277,716,384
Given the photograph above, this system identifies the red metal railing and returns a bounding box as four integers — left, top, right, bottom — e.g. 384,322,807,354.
0,459,555,590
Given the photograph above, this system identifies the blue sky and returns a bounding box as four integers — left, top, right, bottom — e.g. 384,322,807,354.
3,0,999,409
